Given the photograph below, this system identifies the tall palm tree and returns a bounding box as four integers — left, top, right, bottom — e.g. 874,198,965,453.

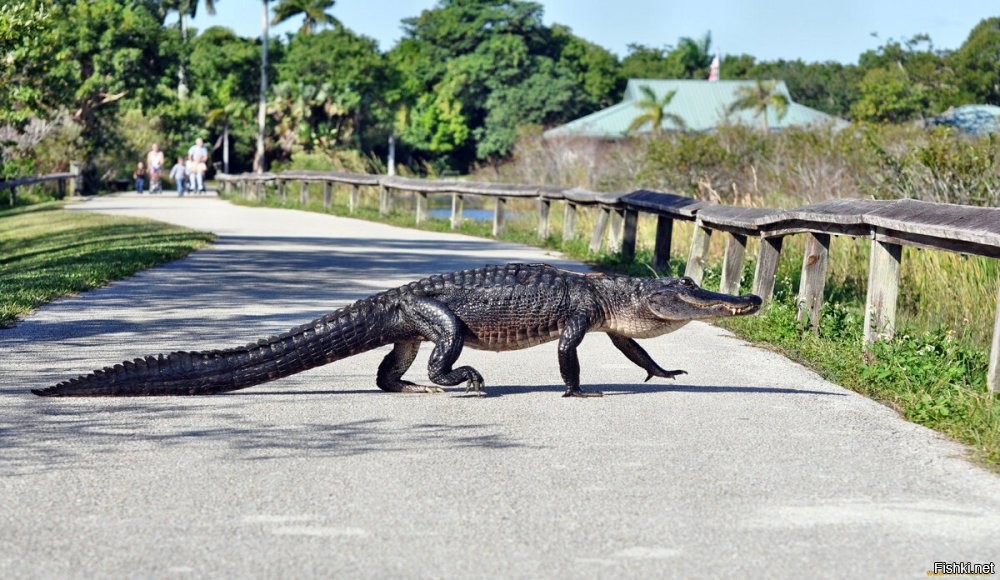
728,79,790,131
272,0,339,34
206,78,249,174
627,85,686,136
164,0,217,100
256,0,270,173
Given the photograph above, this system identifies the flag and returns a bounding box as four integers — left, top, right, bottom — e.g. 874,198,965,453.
708,54,720,82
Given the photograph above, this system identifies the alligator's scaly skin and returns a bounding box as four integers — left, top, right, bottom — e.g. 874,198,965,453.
32,263,762,398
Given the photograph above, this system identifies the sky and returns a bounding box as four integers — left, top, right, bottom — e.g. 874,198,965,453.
187,0,999,64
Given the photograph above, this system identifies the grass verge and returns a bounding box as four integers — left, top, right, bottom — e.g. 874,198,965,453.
0,202,215,326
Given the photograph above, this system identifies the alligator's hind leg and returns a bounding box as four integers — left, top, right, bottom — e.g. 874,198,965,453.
608,333,686,382
399,295,485,394
376,340,443,393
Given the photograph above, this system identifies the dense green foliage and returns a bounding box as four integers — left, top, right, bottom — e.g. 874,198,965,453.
3,1,999,182
0,203,214,325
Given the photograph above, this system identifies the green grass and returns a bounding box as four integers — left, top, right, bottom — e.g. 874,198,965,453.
0,202,215,326
227,187,1000,472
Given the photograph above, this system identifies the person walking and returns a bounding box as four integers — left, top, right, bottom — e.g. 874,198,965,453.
187,138,209,194
146,143,164,193
169,156,187,196
133,161,145,194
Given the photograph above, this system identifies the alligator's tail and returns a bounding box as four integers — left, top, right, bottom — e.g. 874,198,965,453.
33,297,391,397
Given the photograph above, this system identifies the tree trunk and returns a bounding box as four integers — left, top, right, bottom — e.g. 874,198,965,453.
223,120,230,174
178,14,189,100
255,1,269,174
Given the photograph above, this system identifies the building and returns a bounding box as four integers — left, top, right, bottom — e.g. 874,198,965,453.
928,104,1000,135
544,79,845,138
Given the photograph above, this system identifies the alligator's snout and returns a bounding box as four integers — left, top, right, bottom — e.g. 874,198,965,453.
734,294,763,315
707,293,761,316
653,282,763,321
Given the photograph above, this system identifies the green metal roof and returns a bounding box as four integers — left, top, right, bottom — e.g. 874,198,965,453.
544,79,846,138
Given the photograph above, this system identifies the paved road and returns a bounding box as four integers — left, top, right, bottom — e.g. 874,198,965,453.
2,194,999,579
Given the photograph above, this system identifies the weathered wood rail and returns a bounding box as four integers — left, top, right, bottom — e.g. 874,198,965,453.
217,170,1000,392
0,170,79,206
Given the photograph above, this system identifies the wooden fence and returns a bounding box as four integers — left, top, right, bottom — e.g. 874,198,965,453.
0,169,79,206
217,170,1000,393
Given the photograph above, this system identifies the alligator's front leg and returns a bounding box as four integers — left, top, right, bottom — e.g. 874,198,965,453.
558,316,603,398
399,295,485,394
607,333,687,382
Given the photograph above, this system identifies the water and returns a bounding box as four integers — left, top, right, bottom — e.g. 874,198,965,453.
427,208,495,221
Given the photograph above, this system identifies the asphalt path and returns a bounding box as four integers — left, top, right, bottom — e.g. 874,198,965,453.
2,194,999,579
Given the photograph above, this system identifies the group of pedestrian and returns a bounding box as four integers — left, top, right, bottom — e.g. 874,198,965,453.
133,138,209,196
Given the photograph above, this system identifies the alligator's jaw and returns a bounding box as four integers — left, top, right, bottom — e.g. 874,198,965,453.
648,281,763,322
687,298,762,317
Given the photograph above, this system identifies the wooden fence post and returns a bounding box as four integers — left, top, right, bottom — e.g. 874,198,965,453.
719,232,748,294
653,215,673,274
607,208,624,253
684,221,712,284
589,206,611,253
323,182,332,210
379,183,390,215
989,276,1000,393
416,192,428,225
451,194,464,229
279,179,287,202
562,202,577,242
350,184,360,213
796,232,831,330
864,236,902,344
537,199,551,240
8,186,16,207
299,181,308,205
68,162,80,197
621,209,639,262
752,236,784,304
492,197,506,237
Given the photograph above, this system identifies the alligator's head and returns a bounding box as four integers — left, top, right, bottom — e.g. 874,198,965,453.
646,276,762,321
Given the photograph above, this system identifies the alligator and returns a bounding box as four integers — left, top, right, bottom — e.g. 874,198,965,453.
32,263,762,398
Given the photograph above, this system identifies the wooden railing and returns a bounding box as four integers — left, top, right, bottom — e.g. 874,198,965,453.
216,170,1000,392
0,170,80,206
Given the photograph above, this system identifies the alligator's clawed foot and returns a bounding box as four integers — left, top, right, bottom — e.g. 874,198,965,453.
645,369,687,382
563,387,604,398
464,376,486,396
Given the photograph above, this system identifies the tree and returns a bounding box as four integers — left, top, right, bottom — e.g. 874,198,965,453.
272,0,339,34
0,2,72,124
850,65,926,123
728,79,789,131
951,17,1000,105
550,24,624,112
854,34,959,119
620,32,712,80
190,25,263,164
627,85,685,135
274,27,389,152
256,0,271,173
206,78,251,173
161,0,217,99
667,33,713,79
734,57,862,118
389,0,588,169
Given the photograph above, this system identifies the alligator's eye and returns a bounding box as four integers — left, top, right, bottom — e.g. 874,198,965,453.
679,277,695,287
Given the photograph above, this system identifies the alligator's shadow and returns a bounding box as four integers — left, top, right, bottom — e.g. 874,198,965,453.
228,383,847,398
